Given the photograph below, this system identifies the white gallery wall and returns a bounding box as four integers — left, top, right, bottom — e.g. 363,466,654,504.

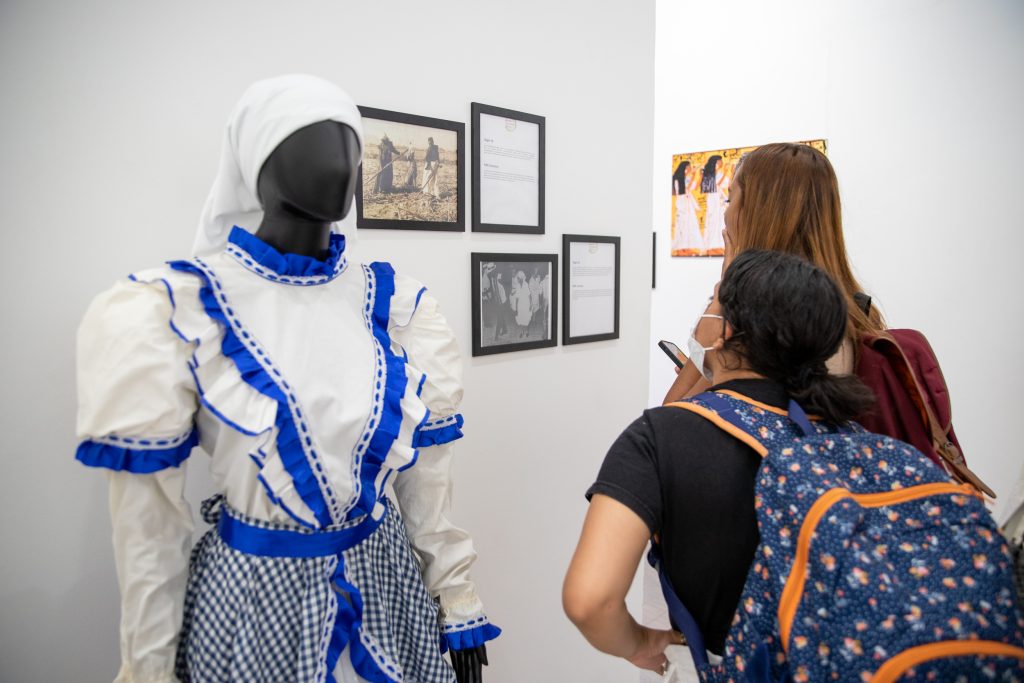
650,0,1024,515
0,1,655,681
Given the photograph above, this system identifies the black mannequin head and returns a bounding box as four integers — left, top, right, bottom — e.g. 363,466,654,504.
255,119,361,257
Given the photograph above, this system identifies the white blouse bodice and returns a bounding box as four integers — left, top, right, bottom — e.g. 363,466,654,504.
76,227,491,682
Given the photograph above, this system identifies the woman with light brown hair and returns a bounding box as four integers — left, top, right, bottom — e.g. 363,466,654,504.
663,142,882,403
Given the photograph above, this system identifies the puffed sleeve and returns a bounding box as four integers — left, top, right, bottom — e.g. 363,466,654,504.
75,277,198,683
388,283,501,652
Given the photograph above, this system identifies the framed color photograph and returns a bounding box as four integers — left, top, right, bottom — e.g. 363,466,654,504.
670,139,827,256
471,252,557,356
563,234,620,345
356,106,465,231
471,102,545,234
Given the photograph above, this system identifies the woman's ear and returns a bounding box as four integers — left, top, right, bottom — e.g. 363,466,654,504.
715,321,736,349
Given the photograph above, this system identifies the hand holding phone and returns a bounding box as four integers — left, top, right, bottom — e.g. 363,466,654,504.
658,340,687,369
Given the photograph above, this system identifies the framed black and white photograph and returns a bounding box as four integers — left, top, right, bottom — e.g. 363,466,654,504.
471,102,545,234
562,234,620,345
356,106,465,231
471,252,557,356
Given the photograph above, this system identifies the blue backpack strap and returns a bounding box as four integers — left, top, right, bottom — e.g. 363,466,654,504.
669,393,768,457
786,399,815,436
647,543,709,668
694,391,751,434
695,391,817,437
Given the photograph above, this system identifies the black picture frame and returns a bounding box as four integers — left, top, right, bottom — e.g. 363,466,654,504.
562,234,621,345
652,231,657,289
471,252,558,357
471,102,545,234
356,106,465,231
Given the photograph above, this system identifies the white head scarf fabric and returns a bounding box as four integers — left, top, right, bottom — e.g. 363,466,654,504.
193,74,364,255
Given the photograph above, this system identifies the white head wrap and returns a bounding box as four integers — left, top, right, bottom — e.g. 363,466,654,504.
193,74,364,255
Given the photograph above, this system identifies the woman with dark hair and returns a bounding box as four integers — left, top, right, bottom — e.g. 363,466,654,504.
701,154,728,255
563,250,873,674
670,160,704,255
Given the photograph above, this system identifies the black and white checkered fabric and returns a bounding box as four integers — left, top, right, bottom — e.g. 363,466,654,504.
176,496,455,683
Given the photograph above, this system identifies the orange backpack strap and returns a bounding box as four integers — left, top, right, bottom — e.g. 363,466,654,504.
666,400,768,457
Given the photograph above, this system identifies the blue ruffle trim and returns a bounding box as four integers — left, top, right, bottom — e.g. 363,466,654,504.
413,414,465,448
228,226,345,279
440,622,502,654
169,259,333,528
352,262,411,516
75,430,198,474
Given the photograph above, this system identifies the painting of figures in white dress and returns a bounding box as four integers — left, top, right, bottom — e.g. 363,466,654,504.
357,106,465,231
471,253,558,357
670,140,827,257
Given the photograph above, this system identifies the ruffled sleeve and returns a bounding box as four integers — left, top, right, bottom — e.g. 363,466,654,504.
76,276,199,470
389,280,501,652
387,275,463,426
76,276,198,682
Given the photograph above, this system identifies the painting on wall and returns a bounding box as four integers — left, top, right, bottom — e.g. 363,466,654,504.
669,140,827,257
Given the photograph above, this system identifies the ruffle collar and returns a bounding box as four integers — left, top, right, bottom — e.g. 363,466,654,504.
226,226,347,285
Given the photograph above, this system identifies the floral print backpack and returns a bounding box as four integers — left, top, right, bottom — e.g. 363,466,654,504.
652,390,1024,682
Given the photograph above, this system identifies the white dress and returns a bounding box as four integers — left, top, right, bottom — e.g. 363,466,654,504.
704,172,727,253
671,193,705,254
76,227,499,683
511,280,532,327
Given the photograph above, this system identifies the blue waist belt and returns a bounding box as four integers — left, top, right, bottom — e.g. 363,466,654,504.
217,501,395,683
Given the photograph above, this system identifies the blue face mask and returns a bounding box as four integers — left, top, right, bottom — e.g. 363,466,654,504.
686,314,723,382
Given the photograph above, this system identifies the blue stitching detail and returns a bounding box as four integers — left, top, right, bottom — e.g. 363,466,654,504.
75,429,198,473
93,428,194,448
168,258,340,527
226,242,349,287
342,265,386,517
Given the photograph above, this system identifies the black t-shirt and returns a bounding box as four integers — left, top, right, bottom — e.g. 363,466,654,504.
586,379,789,654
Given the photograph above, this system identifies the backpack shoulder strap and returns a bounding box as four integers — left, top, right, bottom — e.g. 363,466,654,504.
666,391,818,455
647,543,710,668
666,398,768,457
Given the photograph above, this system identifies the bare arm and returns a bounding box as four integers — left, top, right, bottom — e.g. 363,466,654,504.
563,494,680,671
662,361,710,404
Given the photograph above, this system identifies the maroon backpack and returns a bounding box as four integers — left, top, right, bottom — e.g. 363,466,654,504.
856,327,995,497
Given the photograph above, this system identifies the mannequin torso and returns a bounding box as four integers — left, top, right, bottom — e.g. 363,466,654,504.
75,83,496,683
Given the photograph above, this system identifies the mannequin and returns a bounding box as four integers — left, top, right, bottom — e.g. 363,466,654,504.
256,118,491,682
255,120,359,258
75,75,497,683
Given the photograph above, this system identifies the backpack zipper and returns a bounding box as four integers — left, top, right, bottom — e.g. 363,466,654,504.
778,482,980,651
871,640,1024,682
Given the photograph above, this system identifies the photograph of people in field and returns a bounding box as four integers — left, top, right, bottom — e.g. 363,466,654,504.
359,114,461,229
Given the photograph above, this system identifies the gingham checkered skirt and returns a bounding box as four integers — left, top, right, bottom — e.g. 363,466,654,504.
175,496,455,683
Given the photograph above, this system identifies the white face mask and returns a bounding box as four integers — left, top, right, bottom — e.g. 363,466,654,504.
687,314,724,381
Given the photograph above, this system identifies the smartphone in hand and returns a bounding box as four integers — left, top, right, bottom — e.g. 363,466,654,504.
658,340,687,369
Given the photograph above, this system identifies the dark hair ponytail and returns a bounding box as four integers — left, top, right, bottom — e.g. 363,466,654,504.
786,361,875,426
718,250,874,424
